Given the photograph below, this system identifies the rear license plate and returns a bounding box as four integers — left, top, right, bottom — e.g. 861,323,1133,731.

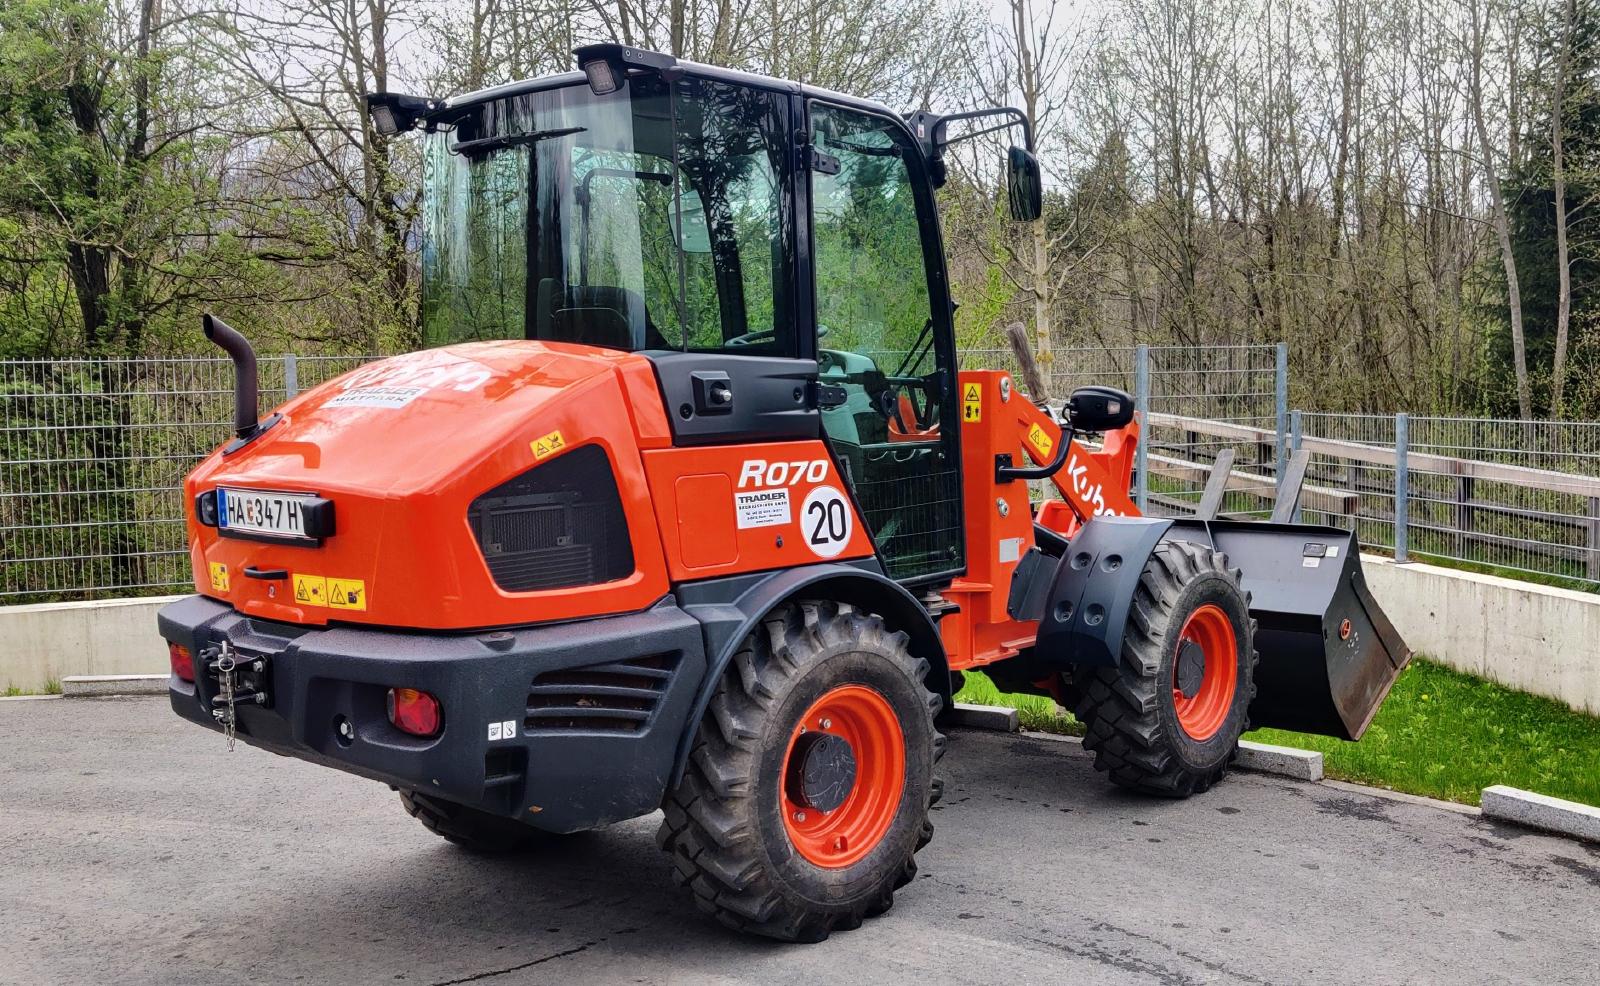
218,487,318,541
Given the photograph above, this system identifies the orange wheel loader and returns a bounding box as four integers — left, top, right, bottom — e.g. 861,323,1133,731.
157,45,1410,942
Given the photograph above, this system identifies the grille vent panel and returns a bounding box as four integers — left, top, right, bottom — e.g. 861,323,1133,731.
468,444,634,592
525,653,680,733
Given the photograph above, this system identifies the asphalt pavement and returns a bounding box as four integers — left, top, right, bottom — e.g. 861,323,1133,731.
3,696,1598,985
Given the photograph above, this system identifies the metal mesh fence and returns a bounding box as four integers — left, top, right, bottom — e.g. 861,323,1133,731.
1298,414,1600,588
4,344,1595,602
0,356,373,601
1140,346,1282,519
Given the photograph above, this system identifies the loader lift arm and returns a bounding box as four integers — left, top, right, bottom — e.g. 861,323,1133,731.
937,370,1141,673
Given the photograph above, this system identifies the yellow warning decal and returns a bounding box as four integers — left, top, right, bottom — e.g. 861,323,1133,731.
327,577,368,611
531,430,567,460
208,562,230,592
1027,422,1055,459
293,573,327,607
961,382,982,423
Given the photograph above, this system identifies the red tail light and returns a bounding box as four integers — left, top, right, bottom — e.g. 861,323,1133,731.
169,642,195,682
387,687,442,737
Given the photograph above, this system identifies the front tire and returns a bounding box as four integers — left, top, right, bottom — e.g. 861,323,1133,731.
657,600,943,942
1074,540,1257,797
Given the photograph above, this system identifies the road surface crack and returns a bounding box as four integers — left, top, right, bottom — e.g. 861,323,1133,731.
429,941,598,985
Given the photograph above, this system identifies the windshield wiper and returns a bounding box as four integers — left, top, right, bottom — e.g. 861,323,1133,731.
450,126,587,158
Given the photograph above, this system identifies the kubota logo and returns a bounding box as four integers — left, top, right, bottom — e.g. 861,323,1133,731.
1065,452,1122,517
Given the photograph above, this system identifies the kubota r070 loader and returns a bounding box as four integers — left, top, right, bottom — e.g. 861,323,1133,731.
157,44,1410,942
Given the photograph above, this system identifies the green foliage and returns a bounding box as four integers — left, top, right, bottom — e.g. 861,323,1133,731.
1486,0,1600,418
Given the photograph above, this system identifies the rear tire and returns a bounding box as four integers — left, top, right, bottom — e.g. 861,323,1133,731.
656,600,943,942
1074,540,1257,797
399,789,559,853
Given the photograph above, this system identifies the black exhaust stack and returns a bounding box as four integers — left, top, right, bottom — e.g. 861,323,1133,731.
203,313,280,453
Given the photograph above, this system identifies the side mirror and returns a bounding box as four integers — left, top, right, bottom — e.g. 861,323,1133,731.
1066,385,1135,433
1007,145,1042,222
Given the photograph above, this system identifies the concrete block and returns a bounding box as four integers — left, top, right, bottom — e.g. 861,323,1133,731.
0,596,182,693
1363,554,1600,716
1234,740,1324,782
948,702,1020,732
1481,785,1600,844
61,674,169,698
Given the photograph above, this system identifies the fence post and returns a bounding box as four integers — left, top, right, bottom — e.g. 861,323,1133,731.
1394,412,1409,564
1290,409,1303,524
1135,344,1150,514
1588,497,1599,583
284,353,299,399
1274,342,1288,494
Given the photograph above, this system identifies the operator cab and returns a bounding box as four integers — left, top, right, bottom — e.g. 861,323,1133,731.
378,45,1040,584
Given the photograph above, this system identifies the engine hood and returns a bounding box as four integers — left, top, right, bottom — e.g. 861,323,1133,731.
198,341,661,496
182,340,674,630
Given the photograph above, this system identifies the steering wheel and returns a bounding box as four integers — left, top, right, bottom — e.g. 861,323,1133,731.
725,324,830,348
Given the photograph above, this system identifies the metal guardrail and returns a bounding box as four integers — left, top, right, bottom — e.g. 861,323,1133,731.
1151,411,1600,588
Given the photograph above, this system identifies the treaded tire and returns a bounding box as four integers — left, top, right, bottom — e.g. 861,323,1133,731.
1074,540,1258,797
399,789,559,853
656,600,944,943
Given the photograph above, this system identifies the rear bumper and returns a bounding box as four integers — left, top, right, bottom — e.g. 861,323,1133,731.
157,595,706,833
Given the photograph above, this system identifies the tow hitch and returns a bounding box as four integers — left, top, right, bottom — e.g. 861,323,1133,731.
201,640,272,750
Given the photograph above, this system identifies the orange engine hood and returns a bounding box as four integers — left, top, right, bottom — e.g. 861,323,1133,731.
184,341,673,630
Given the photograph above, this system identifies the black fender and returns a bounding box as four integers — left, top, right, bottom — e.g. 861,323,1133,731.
1033,516,1176,669
668,561,949,788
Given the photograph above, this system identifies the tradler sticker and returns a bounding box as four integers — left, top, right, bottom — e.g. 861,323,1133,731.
531,430,566,460
208,563,230,592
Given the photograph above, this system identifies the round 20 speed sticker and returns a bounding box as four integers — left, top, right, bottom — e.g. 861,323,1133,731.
800,485,853,558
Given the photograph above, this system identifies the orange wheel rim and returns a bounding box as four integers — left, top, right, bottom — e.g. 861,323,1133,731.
1172,604,1238,741
780,684,905,868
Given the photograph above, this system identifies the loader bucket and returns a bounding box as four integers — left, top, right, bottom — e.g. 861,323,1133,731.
1163,519,1411,741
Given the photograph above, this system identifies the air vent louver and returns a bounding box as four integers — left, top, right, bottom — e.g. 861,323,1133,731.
525,653,680,733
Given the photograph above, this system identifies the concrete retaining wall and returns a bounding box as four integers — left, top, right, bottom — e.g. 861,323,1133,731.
1,558,1597,712
1363,556,1600,716
0,596,181,692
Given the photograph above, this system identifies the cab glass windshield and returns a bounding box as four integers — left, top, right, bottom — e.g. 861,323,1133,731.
421,75,794,354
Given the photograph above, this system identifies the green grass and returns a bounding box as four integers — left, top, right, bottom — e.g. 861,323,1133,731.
954,672,1082,736
2,679,61,697
1249,659,1600,807
956,659,1600,808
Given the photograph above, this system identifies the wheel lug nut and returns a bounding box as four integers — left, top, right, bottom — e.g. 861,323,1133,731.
793,811,807,822
820,718,832,729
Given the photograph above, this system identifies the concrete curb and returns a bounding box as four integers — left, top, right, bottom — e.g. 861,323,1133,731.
1481,785,1600,844
948,703,1020,732
0,693,64,702
1234,740,1325,782
61,674,169,698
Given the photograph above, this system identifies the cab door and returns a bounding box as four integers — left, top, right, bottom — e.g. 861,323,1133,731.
805,100,964,584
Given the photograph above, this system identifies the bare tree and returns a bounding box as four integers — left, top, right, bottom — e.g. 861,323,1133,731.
1467,0,1532,417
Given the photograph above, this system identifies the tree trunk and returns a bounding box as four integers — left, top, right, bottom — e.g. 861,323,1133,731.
1469,0,1532,418
1551,0,1575,418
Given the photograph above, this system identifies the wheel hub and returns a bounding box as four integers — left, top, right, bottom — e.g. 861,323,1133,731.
1175,638,1206,699
786,731,857,813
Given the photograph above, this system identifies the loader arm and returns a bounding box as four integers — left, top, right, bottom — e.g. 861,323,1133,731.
938,369,1141,671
